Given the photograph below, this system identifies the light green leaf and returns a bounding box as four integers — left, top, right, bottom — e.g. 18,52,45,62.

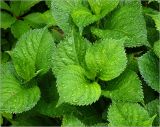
146,99,160,126
0,63,40,113
24,10,56,28
72,0,119,34
52,32,90,76
108,102,156,126
0,11,16,29
85,38,127,81
88,0,119,17
57,65,101,106
153,40,160,58
51,0,81,33
11,28,55,81
0,1,10,11
138,51,159,92
11,20,30,38
102,70,144,102
62,115,85,127
93,0,149,47
10,0,40,16
71,6,98,34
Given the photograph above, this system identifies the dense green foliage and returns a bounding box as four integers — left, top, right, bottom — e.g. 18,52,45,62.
0,0,159,126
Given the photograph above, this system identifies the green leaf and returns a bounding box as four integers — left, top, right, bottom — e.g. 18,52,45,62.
88,0,119,16
108,102,156,126
146,99,160,126
62,115,85,127
138,51,159,92
0,114,2,125
153,40,160,58
24,10,56,28
57,65,101,106
102,70,144,102
71,0,119,33
11,28,55,81
148,14,160,31
71,6,98,34
52,32,90,76
11,111,54,126
92,0,149,47
76,106,103,125
0,1,10,11
51,0,81,33
85,38,127,81
10,0,40,16
0,11,16,29
34,72,78,118
0,63,40,113
11,20,30,38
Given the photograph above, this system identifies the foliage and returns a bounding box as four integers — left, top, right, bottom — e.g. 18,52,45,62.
0,0,159,126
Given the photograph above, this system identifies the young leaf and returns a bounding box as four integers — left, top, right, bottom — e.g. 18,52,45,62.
51,0,81,33
153,40,160,58
107,102,156,126
138,51,159,92
11,20,30,38
52,32,90,76
102,70,144,102
85,38,127,81
11,28,55,81
10,0,40,16
146,99,160,126
71,6,98,34
57,65,101,106
88,0,119,17
62,115,85,127
0,63,40,113
0,11,16,29
92,0,149,47
71,0,119,33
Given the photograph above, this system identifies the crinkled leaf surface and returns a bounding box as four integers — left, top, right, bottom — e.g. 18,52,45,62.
51,0,81,33
88,0,119,16
57,65,101,106
153,40,160,58
138,51,159,92
0,63,40,113
0,11,16,29
10,0,40,16
71,6,98,34
11,28,55,81
52,33,90,76
62,115,85,127
92,0,149,47
108,102,156,126
146,99,160,126
71,0,119,33
102,70,144,102
11,20,30,38
85,38,127,81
